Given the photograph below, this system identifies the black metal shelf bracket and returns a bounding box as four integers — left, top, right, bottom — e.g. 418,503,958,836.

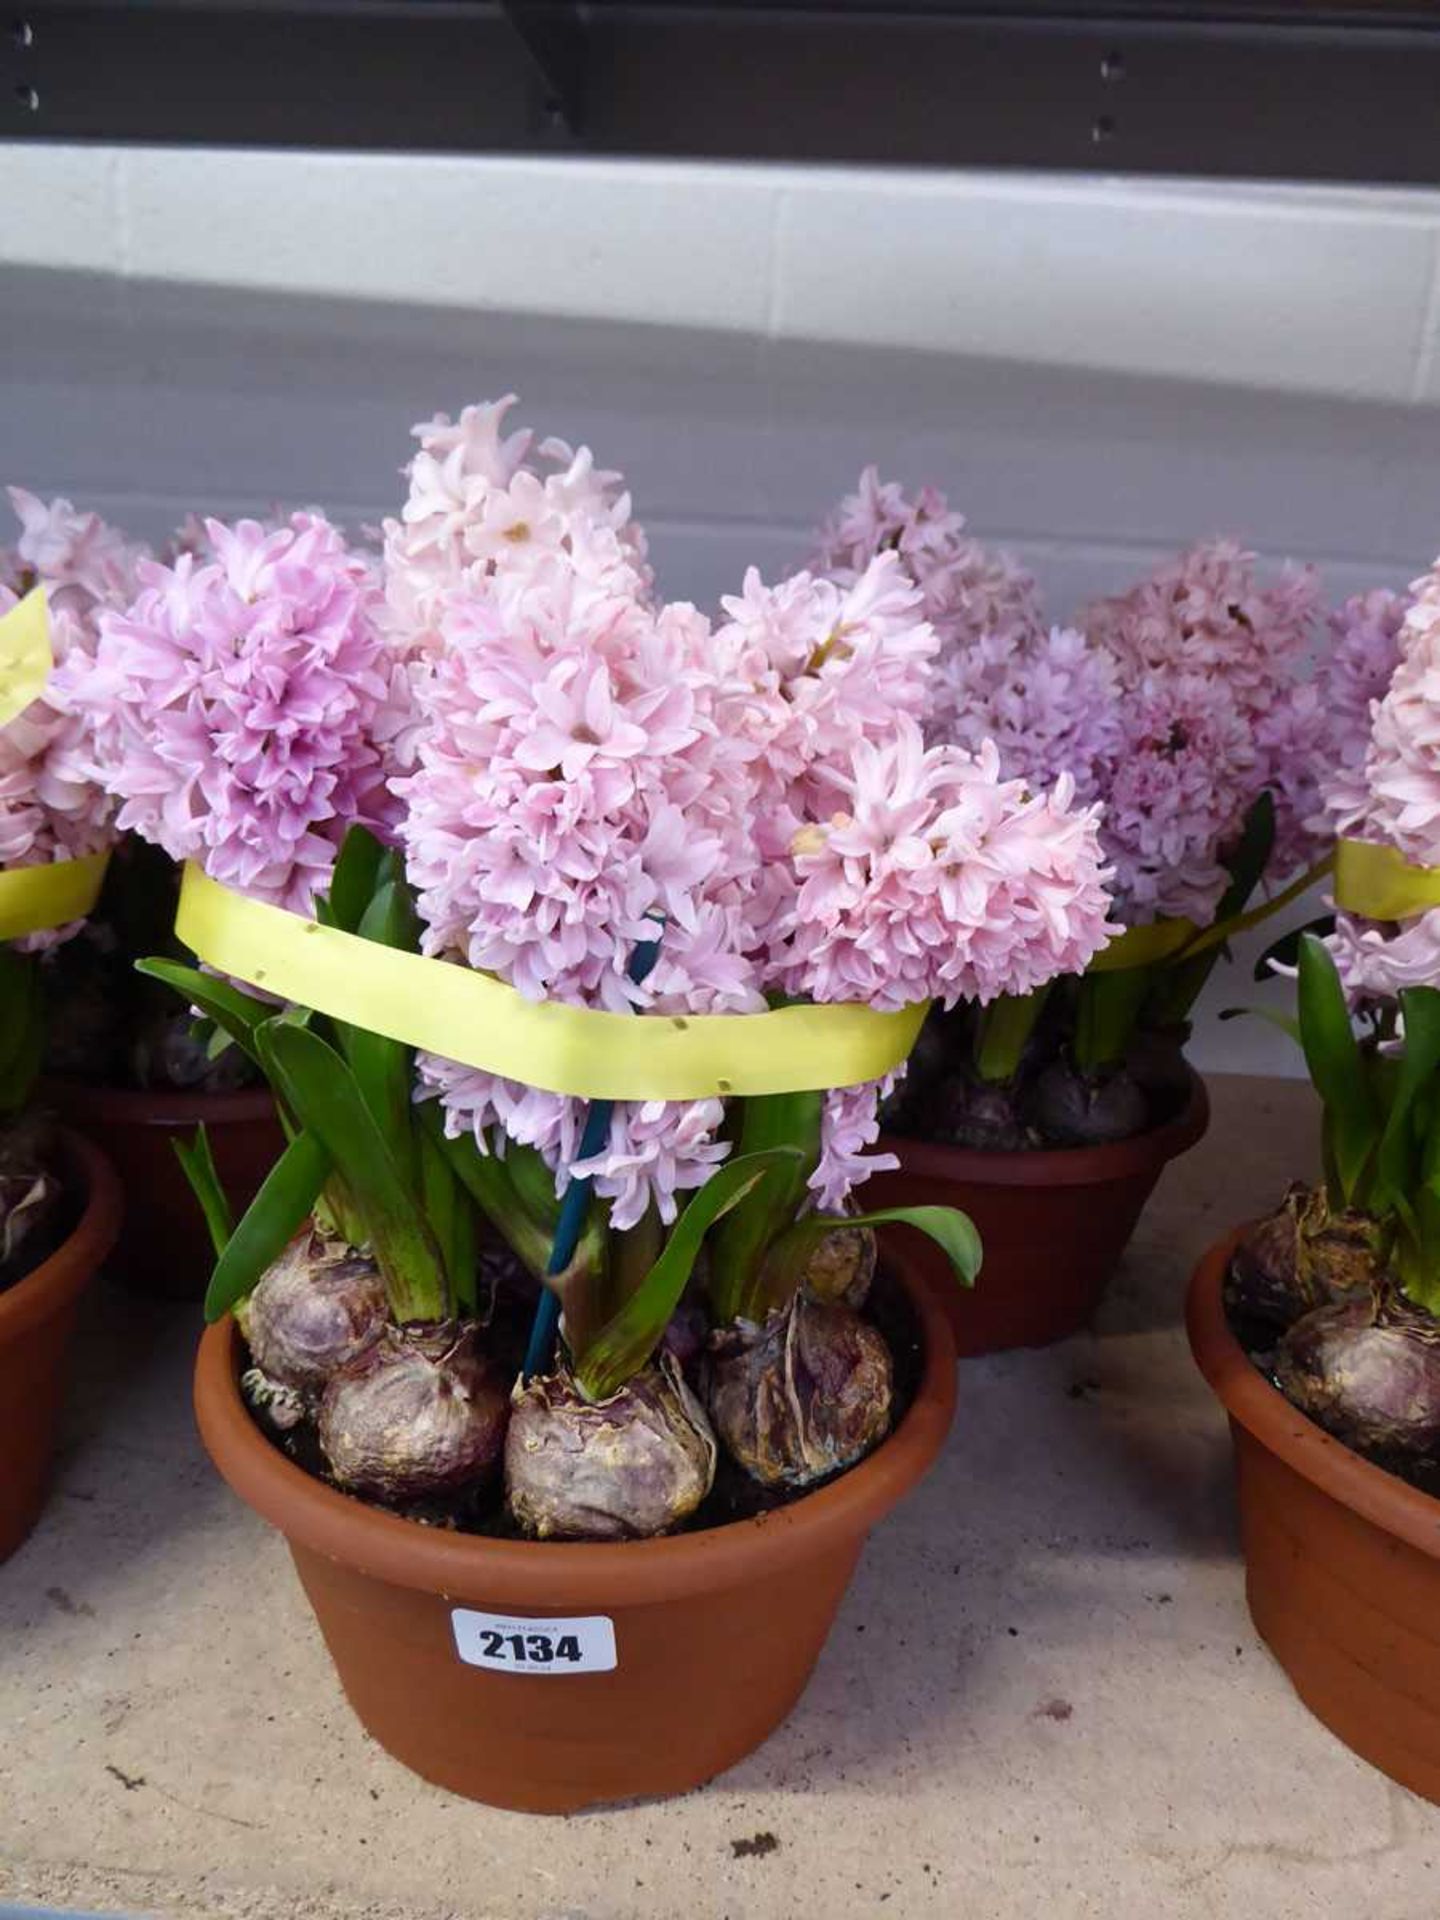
501,2,586,135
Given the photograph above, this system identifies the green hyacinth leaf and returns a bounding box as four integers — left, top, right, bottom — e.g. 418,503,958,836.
203,1126,330,1322
1297,932,1379,1210
572,1148,803,1404
172,1123,234,1262
135,957,270,1068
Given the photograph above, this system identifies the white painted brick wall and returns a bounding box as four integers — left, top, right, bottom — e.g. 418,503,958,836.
4,146,1439,1078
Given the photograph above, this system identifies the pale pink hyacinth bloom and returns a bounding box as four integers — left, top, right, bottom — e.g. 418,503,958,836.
408,551,946,1222
0,492,144,948
1084,539,1317,715
1277,556,1440,1000
1356,592,1440,864
812,467,1044,752
708,553,950,1205
1253,588,1409,872
0,580,117,909
1318,570,1440,1001
382,396,651,654
769,721,1113,1207
399,567,765,1231
925,603,1304,928
56,513,406,914
710,553,940,953
814,468,1040,644
830,511,1324,931
712,554,1115,1203
772,721,1113,1014
1329,910,1440,1002
1312,589,1409,837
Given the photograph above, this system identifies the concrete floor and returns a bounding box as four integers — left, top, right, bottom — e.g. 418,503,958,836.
3,1073,1438,1920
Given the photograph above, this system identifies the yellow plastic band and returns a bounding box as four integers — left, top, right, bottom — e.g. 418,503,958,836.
1086,918,1198,973
1085,852,1337,975
0,851,110,941
1334,838,1440,921
175,862,929,1101
0,588,53,729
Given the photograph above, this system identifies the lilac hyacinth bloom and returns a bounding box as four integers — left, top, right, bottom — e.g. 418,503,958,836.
811,481,1325,928
1077,541,1322,923
1248,587,1408,878
57,512,408,913
858,522,1326,930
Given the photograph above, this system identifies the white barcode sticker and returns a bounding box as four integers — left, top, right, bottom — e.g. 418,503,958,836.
451,1608,617,1674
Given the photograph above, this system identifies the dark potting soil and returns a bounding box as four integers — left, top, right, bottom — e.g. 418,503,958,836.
1224,1266,1440,1501
250,1264,925,1542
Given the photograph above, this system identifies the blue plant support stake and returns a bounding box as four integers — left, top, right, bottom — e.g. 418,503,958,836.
522,920,665,1382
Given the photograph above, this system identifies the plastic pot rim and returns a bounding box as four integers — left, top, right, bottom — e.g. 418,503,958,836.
1186,1222,1440,1562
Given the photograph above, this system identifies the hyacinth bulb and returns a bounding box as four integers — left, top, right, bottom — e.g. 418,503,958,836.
132,1007,255,1093
0,1166,59,1270
707,1293,892,1490
801,1224,877,1310
1228,1184,1381,1331
1276,1292,1440,1461
1029,1060,1148,1147
1124,1024,1193,1104
506,1355,716,1541
241,1229,389,1395
318,1324,509,1503
932,1075,1032,1152
0,1121,60,1271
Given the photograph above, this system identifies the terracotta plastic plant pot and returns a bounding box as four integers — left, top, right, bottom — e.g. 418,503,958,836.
44,1079,282,1299
0,1131,123,1561
871,1068,1209,1356
193,1249,957,1813
1188,1228,1440,1806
